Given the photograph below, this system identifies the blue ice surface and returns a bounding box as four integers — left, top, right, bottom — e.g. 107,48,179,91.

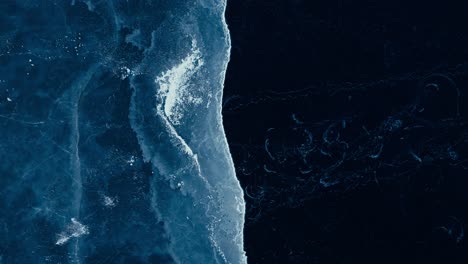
0,0,246,263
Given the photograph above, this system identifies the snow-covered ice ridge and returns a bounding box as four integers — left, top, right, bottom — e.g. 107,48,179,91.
128,0,248,263
151,35,247,263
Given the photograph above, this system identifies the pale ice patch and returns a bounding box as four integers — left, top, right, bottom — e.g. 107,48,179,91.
156,39,204,125
119,66,133,80
55,218,89,246
102,195,117,208
127,155,136,166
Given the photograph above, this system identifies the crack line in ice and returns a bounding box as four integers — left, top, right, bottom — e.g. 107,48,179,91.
155,106,210,189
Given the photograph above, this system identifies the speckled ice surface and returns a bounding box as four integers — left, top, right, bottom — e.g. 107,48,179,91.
0,0,246,263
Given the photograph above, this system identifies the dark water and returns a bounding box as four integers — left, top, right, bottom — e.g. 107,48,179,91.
224,0,468,263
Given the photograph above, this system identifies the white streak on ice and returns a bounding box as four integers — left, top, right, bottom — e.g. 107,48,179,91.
154,39,210,188
155,107,211,191
55,218,89,246
156,39,204,125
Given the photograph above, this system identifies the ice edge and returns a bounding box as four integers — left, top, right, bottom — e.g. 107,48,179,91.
219,0,248,263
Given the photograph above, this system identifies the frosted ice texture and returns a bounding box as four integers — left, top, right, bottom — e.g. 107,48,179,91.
0,0,246,263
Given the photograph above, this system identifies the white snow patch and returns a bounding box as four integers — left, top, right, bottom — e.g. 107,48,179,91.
156,39,204,125
127,155,136,166
119,66,133,80
55,218,89,246
102,195,117,208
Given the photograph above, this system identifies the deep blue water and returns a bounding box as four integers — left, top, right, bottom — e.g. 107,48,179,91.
224,0,468,263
